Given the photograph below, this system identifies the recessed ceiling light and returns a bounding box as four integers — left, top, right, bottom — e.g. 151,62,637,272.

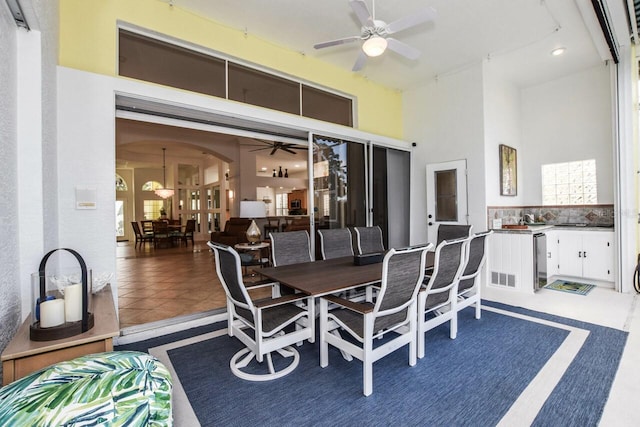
295,164,300,168
551,47,566,56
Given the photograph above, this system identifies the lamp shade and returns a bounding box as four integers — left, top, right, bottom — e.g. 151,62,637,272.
239,201,267,219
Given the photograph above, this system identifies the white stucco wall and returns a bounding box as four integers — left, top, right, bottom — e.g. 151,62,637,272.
404,63,487,244
520,64,613,205
483,62,523,207
0,0,21,367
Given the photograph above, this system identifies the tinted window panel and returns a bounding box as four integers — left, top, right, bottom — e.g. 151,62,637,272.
228,63,299,114
302,85,353,127
119,30,226,98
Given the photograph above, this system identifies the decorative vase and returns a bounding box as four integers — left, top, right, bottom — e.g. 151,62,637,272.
278,166,283,177
284,168,288,178
272,169,276,177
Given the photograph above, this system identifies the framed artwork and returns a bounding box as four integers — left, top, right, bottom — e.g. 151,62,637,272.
499,144,517,196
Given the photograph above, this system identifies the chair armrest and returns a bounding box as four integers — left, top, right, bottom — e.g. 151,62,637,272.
244,279,277,290
253,294,310,309
323,295,374,314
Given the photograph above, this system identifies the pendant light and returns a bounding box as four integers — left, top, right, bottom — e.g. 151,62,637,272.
155,147,175,199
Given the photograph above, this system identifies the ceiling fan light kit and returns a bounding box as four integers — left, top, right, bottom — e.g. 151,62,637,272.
313,0,437,71
363,35,387,57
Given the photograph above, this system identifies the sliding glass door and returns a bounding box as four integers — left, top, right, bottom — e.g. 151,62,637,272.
311,135,410,252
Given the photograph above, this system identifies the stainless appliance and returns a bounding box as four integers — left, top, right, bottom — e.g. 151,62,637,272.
533,233,547,291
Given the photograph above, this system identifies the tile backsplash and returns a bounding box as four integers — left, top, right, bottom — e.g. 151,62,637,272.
487,204,614,228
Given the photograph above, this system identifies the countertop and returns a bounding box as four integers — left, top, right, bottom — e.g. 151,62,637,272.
492,224,614,234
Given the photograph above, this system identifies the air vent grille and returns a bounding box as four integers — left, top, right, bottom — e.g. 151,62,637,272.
491,271,516,287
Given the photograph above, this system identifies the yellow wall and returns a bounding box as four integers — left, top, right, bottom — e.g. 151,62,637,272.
59,0,403,138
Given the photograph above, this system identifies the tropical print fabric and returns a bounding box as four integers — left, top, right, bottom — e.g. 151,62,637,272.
0,351,172,426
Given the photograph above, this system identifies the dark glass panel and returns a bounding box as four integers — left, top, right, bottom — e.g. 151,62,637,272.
302,85,353,127
228,63,299,114
118,30,226,97
435,169,458,221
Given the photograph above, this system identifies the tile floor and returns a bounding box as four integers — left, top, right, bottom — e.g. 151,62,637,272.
116,241,268,331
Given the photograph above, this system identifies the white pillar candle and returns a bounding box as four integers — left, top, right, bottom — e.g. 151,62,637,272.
40,299,65,328
64,283,83,322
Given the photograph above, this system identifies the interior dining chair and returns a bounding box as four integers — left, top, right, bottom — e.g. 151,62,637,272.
175,219,196,247
319,243,433,396
456,230,493,321
317,228,354,260
417,236,470,359
354,226,385,255
207,241,313,381
131,221,153,248
152,221,170,248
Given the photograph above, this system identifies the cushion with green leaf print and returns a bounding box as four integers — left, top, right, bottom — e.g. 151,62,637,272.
0,351,172,426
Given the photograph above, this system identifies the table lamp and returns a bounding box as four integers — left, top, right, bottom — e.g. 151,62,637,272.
239,200,267,244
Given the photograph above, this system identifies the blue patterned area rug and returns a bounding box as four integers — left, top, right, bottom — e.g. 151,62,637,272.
138,302,627,426
544,280,596,296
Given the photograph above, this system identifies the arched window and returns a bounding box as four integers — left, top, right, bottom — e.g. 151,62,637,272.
141,180,163,191
115,174,128,191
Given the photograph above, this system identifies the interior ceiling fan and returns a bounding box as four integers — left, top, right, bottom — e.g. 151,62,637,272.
243,139,308,155
314,0,437,71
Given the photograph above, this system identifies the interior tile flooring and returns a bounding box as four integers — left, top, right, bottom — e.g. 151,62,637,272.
116,241,269,331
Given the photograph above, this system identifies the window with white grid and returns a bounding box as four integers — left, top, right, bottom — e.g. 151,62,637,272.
541,159,597,205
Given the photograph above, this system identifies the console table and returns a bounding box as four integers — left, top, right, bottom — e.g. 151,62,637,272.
2,285,119,386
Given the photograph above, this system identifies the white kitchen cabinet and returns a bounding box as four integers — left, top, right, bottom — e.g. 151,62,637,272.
545,230,558,278
556,230,614,282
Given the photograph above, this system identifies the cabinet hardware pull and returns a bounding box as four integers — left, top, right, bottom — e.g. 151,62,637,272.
578,251,582,258
584,251,587,258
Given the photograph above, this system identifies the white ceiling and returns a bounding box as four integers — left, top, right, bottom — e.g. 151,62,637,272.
169,0,606,90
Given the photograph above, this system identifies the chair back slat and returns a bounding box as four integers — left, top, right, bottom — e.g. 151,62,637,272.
318,228,354,260
436,224,472,246
207,242,253,319
373,244,431,331
427,237,469,293
459,231,492,291
354,226,384,255
269,230,312,266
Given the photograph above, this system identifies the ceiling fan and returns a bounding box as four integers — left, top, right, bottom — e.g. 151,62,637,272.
314,0,437,71
243,139,308,155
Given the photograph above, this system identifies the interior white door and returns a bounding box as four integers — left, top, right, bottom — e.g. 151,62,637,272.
426,159,468,244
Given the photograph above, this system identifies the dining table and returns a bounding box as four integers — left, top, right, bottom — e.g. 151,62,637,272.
258,251,435,297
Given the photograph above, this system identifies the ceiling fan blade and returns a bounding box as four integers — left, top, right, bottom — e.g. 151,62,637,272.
386,38,421,60
281,147,297,154
352,50,368,71
350,0,373,27
385,7,437,34
314,36,361,50
249,147,270,152
270,147,278,155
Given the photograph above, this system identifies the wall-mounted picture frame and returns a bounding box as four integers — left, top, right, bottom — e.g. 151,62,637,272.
499,144,517,196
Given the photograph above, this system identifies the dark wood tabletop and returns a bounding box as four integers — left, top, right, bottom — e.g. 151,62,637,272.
259,251,435,297
259,257,382,296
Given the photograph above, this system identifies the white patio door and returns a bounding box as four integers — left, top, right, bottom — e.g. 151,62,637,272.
426,159,468,244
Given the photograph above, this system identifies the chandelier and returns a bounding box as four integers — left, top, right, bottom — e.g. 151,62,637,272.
155,147,174,199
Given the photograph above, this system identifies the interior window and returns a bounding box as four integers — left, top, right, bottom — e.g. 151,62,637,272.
541,159,597,205
141,180,163,191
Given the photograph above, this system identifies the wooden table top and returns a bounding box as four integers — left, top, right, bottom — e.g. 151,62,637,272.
259,251,435,297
